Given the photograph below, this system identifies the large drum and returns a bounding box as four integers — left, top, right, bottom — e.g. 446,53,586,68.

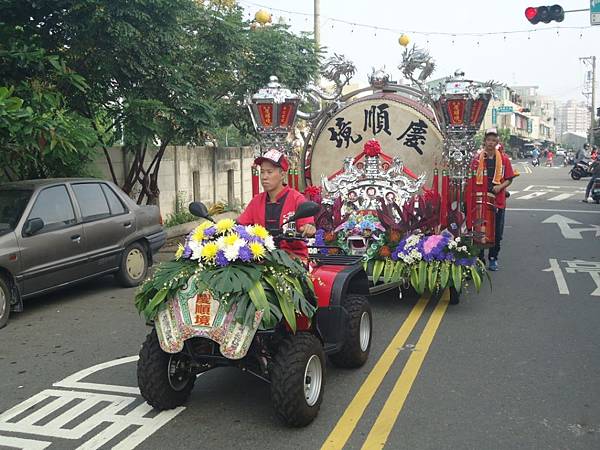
303,92,444,186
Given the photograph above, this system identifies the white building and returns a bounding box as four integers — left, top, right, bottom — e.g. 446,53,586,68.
555,100,591,142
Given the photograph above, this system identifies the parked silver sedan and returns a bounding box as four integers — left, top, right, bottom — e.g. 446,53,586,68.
0,178,166,328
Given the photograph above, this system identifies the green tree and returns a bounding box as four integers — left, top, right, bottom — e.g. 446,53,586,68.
0,27,99,180
1,1,320,202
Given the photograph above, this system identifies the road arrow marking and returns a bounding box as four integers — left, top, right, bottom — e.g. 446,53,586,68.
516,191,549,200
542,214,600,239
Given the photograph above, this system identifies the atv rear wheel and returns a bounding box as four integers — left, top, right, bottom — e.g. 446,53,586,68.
329,294,372,368
137,329,195,410
270,333,325,427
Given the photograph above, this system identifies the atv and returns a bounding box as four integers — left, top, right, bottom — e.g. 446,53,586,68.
137,201,372,427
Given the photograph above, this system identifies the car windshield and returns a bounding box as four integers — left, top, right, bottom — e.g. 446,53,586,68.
0,189,32,235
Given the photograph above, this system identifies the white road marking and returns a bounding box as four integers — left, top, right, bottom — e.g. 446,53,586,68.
0,435,52,449
53,355,140,395
548,193,576,201
542,214,600,239
0,355,184,449
515,191,549,200
543,259,570,295
508,208,600,214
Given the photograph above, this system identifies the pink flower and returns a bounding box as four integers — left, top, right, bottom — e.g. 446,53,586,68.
423,235,444,254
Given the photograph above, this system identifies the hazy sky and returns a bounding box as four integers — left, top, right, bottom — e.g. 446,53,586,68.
239,0,599,104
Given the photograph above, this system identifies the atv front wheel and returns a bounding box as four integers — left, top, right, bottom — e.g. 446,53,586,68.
137,329,195,410
329,294,372,368
270,333,325,427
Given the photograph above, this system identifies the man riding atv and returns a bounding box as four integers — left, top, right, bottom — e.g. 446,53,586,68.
237,149,316,258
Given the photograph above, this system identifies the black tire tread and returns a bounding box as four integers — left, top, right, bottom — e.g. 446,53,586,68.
329,294,372,368
137,329,195,410
116,242,148,287
0,275,11,329
270,333,325,427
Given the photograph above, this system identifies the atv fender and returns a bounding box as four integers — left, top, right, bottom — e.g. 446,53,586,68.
311,264,369,354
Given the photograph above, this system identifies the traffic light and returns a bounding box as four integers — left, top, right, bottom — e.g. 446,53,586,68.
525,5,565,24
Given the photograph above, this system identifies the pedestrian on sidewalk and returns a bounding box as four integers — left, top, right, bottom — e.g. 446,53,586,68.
472,128,516,271
582,157,600,203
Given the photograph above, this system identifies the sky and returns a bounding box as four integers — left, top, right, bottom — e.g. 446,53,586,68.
238,0,599,105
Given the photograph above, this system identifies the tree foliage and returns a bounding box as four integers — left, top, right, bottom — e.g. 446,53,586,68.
0,0,320,202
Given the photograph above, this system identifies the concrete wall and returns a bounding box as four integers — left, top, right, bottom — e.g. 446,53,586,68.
94,145,255,217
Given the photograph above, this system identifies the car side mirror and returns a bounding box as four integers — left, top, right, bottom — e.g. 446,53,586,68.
189,202,213,221
23,218,44,236
282,201,319,226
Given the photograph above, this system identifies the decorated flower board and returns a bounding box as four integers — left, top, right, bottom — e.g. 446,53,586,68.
135,219,317,358
305,139,489,295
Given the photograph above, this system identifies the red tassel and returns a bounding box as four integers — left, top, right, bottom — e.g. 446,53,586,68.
252,165,260,197
432,168,439,195
288,169,293,187
440,170,449,228
465,170,473,229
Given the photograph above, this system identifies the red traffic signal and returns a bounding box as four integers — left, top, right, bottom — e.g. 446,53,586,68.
525,4,564,24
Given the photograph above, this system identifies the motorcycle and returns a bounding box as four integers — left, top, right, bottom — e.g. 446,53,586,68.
531,157,540,167
570,160,594,180
136,201,373,427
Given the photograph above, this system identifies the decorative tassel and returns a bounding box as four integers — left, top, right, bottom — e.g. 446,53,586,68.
440,169,449,228
252,165,260,197
432,168,439,195
465,169,473,229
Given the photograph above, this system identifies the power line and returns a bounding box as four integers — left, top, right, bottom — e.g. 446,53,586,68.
239,0,594,37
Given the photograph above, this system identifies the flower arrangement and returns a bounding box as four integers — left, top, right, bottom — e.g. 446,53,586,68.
372,231,489,294
135,219,316,331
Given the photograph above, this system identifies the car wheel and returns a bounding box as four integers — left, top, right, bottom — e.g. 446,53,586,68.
270,333,325,427
116,242,148,287
0,275,12,329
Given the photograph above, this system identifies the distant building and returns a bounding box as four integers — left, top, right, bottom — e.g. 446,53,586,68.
555,100,591,141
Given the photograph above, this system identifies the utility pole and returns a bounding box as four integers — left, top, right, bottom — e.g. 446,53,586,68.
580,56,596,146
314,0,320,49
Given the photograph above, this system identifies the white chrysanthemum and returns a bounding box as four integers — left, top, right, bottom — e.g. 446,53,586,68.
406,235,420,247
234,238,247,250
223,245,240,261
190,242,204,261
455,237,461,243
409,249,422,261
215,236,226,250
264,235,276,251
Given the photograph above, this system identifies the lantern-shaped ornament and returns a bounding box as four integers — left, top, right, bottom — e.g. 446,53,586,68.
247,76,301,149
255,9,272,26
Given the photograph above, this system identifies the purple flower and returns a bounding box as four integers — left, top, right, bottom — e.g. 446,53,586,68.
315,229,329,255
238,245,253,262
215,250,228,267
234,225,252,241
204,226,216,238
183,244,192,259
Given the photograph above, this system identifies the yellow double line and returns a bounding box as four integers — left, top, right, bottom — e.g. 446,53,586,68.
322,290,450,450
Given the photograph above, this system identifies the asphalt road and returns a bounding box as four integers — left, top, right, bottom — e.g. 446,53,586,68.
1,161,599,450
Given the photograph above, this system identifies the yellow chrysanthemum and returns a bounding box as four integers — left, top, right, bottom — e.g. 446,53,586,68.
249,225,269,240
216,218,235,234
191,226,204,243
223,233,240,246
198,221,212,231
201,242,219,261
249,242,265,260
174,243,185,260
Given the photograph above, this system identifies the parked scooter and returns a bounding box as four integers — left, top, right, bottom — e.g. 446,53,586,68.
570,159,594,180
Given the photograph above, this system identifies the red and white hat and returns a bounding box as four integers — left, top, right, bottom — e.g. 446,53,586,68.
254,149,289,171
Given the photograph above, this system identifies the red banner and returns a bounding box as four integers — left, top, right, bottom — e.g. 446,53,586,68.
469,100,484,126
447,99,466,125
257,104,273,127
279,103,293,127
